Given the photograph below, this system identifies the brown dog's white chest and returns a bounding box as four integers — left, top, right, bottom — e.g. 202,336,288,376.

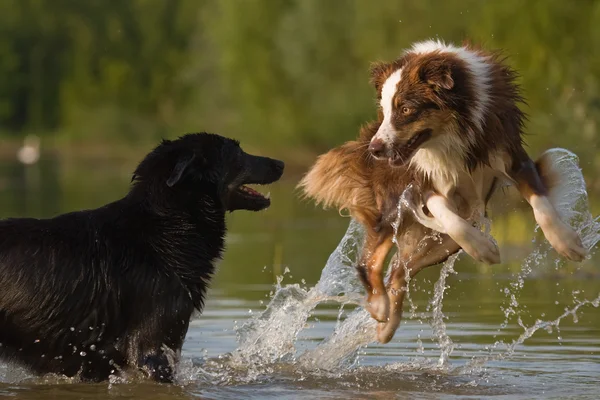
416,149,513,221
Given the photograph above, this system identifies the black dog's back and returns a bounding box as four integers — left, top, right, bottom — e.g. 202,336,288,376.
0,133,284,382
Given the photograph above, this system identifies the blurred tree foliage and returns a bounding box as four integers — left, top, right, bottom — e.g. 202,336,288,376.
0,0,598,186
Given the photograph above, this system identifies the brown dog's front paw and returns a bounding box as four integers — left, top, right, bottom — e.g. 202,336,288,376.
552,225,587,261
453,225,501,265
541,219,587,262
376,318,400,344
471,238,501,265
366,293,390,322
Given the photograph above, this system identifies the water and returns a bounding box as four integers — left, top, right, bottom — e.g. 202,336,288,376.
0,149,599,399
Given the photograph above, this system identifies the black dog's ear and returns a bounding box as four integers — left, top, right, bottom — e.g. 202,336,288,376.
167,153,196,187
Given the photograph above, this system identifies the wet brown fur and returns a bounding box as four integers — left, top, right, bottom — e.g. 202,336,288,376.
300,41,586,344
299,122,472,343
369,48,530,184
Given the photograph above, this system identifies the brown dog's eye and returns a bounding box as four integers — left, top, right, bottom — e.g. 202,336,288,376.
401,107,412,115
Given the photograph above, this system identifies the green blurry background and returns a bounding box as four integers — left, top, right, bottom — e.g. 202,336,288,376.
1,0,599,171
0,0,598,284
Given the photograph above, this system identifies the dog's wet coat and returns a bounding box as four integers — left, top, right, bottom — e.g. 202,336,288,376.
0,133,284,382
300,40,586,344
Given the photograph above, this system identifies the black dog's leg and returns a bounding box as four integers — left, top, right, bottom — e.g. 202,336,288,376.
139,322,188,383
142,352,174,383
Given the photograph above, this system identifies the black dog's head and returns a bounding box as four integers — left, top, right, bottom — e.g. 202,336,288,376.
132,133,284,212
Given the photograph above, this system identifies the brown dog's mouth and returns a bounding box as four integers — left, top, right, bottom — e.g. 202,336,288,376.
390,129,432,166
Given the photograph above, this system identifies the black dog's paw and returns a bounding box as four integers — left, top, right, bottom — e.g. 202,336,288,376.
142,354,174,383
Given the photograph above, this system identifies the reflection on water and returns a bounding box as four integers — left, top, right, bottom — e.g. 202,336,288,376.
0,155,599,399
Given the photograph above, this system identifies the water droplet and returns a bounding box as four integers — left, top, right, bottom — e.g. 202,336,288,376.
89,344,97,351
80,351,87,357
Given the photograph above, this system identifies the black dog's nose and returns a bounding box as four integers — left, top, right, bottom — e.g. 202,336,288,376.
269,158,285,180
273,159,285,174
369,138,386,158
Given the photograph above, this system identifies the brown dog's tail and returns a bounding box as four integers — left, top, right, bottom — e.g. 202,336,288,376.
298,140,376,220
298,140,370,210
298,121,382,223
535,148,588,227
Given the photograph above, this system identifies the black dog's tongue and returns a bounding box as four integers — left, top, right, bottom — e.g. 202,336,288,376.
240,185,261,197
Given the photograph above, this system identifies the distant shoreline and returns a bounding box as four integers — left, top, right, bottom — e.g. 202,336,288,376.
0,137,314,178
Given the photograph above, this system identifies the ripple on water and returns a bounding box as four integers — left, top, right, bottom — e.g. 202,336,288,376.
0,148,599,399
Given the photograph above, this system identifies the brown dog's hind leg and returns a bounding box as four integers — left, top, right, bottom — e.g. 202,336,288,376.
376,228,460,344
510,156,586,261
356,227,394,322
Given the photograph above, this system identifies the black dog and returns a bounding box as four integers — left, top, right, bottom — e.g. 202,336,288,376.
0,133,284,382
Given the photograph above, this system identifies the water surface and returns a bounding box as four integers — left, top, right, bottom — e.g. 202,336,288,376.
0,156,598,399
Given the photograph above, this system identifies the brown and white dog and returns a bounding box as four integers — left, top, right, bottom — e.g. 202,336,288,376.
300,40,587,343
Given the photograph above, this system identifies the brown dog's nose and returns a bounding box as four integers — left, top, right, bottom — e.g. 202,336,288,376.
369,138,386,158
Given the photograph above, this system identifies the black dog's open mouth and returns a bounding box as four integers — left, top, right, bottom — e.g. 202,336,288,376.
390,129,432,166
229,183,272,211
226,155,284,212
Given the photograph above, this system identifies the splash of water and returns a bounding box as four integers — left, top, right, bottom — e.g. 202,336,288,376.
467,292,600,371
428,253,459,368
228,220,366,368
499,149,600,333
214,148,599,383
542,149,599,250
2,153,596,388
298,309,375,371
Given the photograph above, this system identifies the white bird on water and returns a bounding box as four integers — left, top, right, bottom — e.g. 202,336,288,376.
17,134,40,165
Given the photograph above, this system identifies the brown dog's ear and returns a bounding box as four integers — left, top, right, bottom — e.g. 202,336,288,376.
420,60,454,90
369,61,392,94
429,68,454,90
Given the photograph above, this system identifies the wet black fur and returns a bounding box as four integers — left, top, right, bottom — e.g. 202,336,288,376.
0,133,284,382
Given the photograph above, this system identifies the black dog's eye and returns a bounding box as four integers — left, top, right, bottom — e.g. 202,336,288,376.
401,106,413,115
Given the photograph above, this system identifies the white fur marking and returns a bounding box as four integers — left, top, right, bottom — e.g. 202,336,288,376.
372,69,402,146
410,39,491,132
409,132,469,190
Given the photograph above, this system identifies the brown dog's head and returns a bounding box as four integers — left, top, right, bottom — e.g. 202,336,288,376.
367,41,489,168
